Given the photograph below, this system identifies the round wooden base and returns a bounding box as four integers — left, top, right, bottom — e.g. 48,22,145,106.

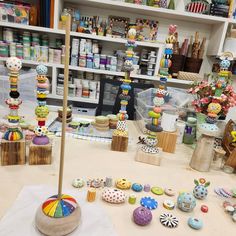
35,206,81,236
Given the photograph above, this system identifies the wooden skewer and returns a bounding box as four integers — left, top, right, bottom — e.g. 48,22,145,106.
58,15,71,200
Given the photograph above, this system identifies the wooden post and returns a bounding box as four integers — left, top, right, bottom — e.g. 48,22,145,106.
1,139,26,165
29,142,52,165
111,134,128,152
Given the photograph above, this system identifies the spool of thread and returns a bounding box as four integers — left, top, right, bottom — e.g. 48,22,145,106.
105,177,113,187
144,184,151,192
87,188,96,202
128,194,136,204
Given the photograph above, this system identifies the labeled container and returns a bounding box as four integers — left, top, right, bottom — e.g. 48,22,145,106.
16,44,23,59
68,84,76,97
53,49,62,64
41,46,49,62
93,54,100,69
176,120,186,144
49,48,54,63
10,42,16,57
23,45,31,60
32,33,40,46
86,53,93,68
71,38,79,56
3,28,14,43
23,31,31,46
71,56,78,66
183,117,197,145
79,53,86,67
0,42,9,57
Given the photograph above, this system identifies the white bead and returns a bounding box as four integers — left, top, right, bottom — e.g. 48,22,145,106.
6,57,22,72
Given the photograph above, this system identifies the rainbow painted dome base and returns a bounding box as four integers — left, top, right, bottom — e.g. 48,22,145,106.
35,201,81,236
42,194,78,218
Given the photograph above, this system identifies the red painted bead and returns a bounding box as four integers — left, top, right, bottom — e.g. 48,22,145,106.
201,205,208,213
38,121,46,126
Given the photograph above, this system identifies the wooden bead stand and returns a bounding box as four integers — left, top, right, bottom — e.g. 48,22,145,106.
1,139,26,165
157,131,177,153
29,141,52,165
135,148,162,166
111,134,128,152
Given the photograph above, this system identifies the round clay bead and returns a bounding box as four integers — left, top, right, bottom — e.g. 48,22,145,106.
115,178,131,189
36,64,48,75
133,207,152,226
153,107,162,113
132,183,143,192
72,178,84,188
163,200,175,210
144,184,151,192
148,110,160,118
102,188,126,204
201,205,208,213
151,187,164,195
164,188,175,196
6,57,22,71
188,217,203,230
32,136,50,145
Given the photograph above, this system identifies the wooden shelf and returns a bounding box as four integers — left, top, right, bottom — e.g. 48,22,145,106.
48,94,99,104
71,0,227,24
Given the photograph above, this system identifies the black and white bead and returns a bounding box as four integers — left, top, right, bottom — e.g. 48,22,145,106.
160,213,179,228
141,145,159,154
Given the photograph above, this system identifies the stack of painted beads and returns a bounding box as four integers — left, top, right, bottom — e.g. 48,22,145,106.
159,25,177,79
3,57,23,141
32,64,50,145
113,28,136,136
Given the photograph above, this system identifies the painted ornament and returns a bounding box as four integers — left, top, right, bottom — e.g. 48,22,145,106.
72,178,84,188
132,183,143,192
188,217,203,230
133,207,152,226
115,178,131,189
140,196,158,210
193,178,210,200
177,192,196,212
159,213,179,228
102,188,126,204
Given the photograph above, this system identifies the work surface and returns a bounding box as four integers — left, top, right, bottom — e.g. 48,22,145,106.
0,118,236,236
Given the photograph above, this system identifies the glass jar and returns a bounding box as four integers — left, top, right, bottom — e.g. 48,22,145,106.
183,117,197,145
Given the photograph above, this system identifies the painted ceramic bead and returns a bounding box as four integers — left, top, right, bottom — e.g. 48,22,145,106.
36,64,48,75
164,188,175,197
140,196,158,210
6,57,22,71
148,110,161,119
201,205,208,213
129,194,136,204
133,207,152,226
160,213,179,228
87,188,96,202
188,217,203,230
72,178,84,188
193,179,210,200
151,187,164,195
153,107,162,113
132,183,143,192
102,188,126,204
105,177,113,187
35,106,49,118
163,200,175,210
34,126,48,136
32,135,50,145
177,192,196,212
145,123,163,132
153,97,165,106
144,136,158,147
144,184,151,192
115,178,131,189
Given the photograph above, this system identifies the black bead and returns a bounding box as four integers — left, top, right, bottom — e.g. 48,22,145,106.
9,91,20,98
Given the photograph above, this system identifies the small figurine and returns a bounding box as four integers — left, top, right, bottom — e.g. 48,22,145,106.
177,192,196,212
193,178,210,200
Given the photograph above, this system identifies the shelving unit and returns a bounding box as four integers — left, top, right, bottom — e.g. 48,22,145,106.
1,0,236,106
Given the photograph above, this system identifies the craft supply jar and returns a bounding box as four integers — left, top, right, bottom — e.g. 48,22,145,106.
176,120,186,144
32,33,40,46
79,53,86,67
100,54,107,70
41,35,49,46
0,42,9,57
93,54,100,69
23,45,31,60
82,87,90,98
23,31,31,46
40,46,49,62
34,45,41,61
85,39,92,54
16,44,23,59
147,69,154,76
70,56,78,66
10,42,16,57
53,49,62,64
80,39,86,53
71,38,79,56
68,84,76,97
183,117,197,144
92,40,99,54
3,28,13,43
57,74,64,86
49,48,54,63
86,53,93,68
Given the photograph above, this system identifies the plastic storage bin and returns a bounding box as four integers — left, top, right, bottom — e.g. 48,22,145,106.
135,107,151,133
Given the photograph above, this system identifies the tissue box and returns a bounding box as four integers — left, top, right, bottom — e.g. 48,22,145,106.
0,2,30,25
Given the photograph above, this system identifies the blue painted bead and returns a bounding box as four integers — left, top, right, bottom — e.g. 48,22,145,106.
36,64,48,75
188,217,203,230
132,183,143,192
121,84,131,90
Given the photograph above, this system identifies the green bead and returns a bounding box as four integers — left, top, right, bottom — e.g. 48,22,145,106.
148,111,161,118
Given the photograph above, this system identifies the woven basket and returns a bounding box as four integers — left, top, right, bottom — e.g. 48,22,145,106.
177,71,203,82
184,57,203,73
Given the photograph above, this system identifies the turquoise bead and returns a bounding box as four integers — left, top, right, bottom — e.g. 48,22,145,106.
36,64,48,75
188,217,203,230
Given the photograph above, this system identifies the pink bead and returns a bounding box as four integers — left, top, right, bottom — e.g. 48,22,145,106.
153,107,162,113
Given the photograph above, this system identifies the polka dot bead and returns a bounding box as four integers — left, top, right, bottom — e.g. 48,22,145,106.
6,57,22,72
193,185,208,200
34,126,48,136
133,207,152,226
102,188,126,204
36,64,48,75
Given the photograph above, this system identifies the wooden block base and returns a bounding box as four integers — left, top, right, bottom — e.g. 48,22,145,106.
225,148,236,169
111,134,128,152
1,139,26,165
135,148,162,166
157,131,177,153
29,142,52,165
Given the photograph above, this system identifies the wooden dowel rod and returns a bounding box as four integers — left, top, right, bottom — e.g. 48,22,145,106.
58,15,71,200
